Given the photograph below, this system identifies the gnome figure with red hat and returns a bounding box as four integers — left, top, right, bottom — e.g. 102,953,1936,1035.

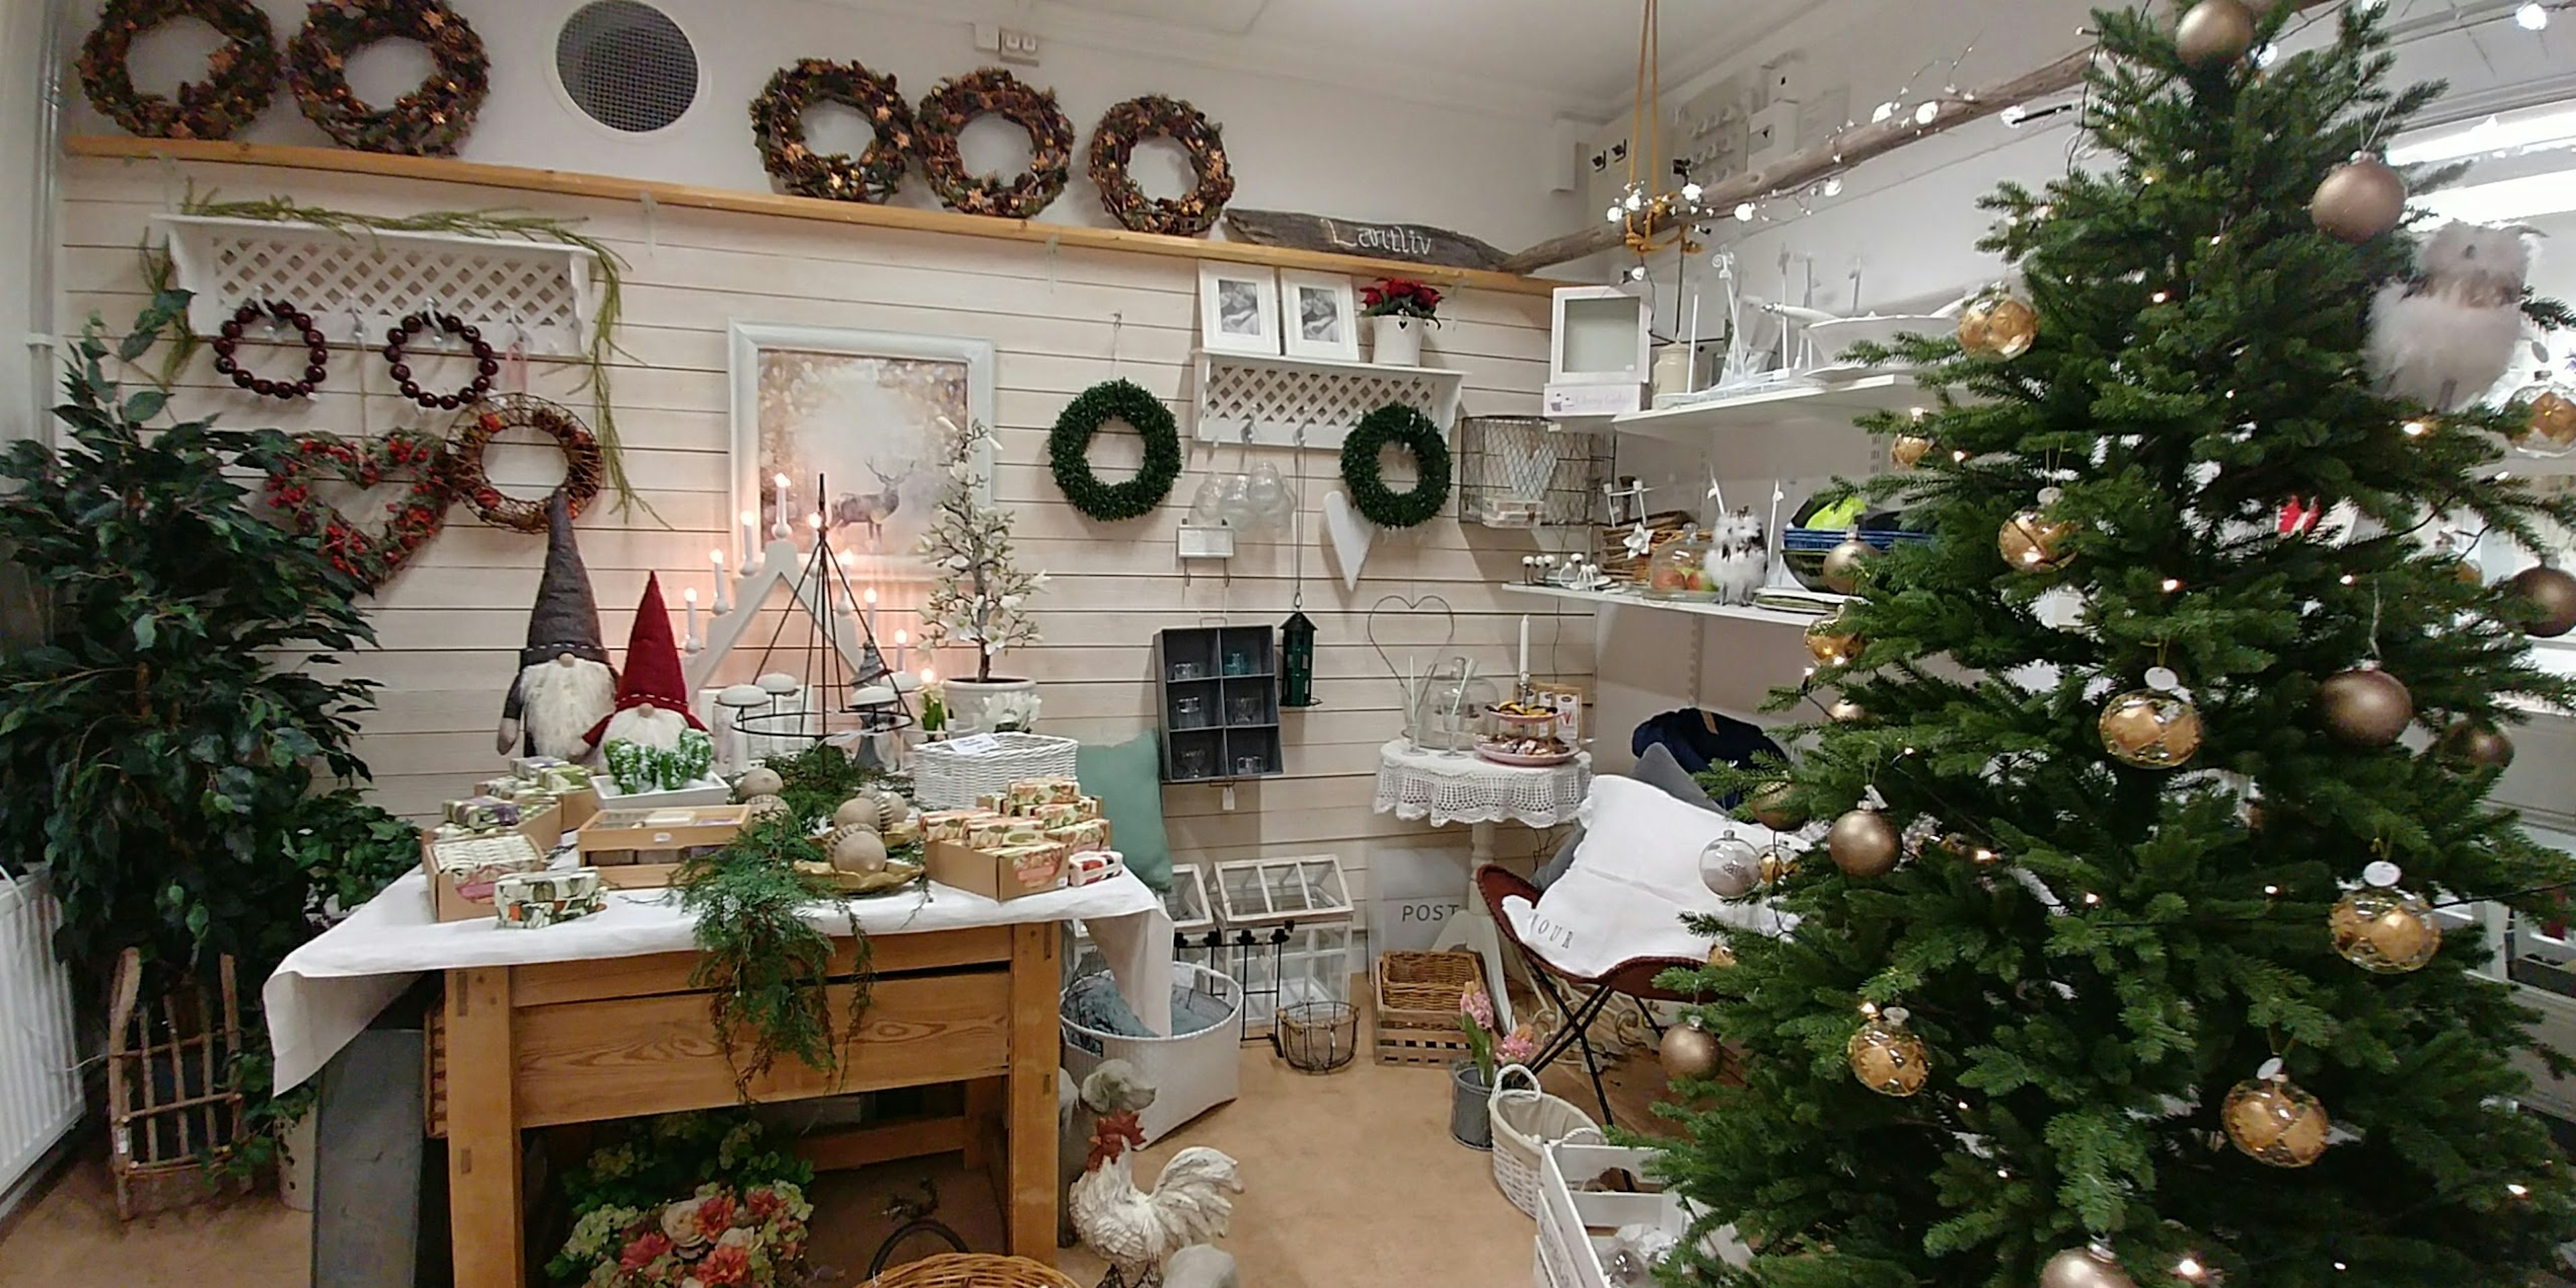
590,574,710,753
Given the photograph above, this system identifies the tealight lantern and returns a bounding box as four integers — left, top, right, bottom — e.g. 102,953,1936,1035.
1281,611,1318,708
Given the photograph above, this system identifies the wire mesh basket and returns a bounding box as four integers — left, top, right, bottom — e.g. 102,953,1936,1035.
1457,416,1614,529
1275,1000,1358,1073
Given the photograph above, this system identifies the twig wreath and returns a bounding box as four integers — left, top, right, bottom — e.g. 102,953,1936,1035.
287,0,488,157
1339,404,1452,529
1087,95,1234,237
382,310,498,410
447,394,604,533
750,60,916,203
211,299,329,400
78,0,280,141
1050,379,1183,522
914,68,1075,219
262,431,452,590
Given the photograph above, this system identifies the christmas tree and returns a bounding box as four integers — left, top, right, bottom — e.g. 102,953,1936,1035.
918,417,1044,682
1664,7,2576,1286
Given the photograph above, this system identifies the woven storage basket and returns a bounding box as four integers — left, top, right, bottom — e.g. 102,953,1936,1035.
912,732,1079,808
1373,949,1485,1065
1491,1063,1604,1218
1062,963,1242,1143
865,1253,1083,1288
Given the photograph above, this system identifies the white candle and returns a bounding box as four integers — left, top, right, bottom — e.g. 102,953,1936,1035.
709,549,730,614
771,474,792,538
863,586,879,639
1518,613,1531,686
894,628,908,675
739,510,757,567
682,586,701,651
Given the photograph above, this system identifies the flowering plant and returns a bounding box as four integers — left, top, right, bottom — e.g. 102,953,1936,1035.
1457,983,1542,1084
1360,278,1444,325
555,1181,812,1288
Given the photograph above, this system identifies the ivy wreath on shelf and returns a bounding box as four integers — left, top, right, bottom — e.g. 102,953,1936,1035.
446,393,604,533
261,430,453,591
749,59,916,203
914,67,1075,219
286,0,488,157
1339,403,1452,529
1050,379,1183,522
77,0,280,141
1087,95,1235,237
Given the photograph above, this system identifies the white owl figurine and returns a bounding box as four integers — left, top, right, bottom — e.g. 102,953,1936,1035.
1704,508,1768,606
2367,220,2536,411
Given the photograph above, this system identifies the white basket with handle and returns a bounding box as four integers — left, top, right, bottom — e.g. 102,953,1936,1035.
1491,1063,1604,1218
910,731,1080,808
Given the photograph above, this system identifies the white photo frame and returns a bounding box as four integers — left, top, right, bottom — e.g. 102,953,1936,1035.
1197,263,1282,355
1550,286,1652,386
1279,270,1362,362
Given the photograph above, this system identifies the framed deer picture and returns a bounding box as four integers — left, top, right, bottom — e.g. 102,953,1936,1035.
727,323,998,579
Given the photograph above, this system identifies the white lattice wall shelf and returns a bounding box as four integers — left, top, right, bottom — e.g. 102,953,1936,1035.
1190,349,1466,449
154,215,599,356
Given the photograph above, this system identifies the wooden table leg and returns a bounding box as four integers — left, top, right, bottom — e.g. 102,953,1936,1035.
1006,922,1060,1262
445,967,523,1288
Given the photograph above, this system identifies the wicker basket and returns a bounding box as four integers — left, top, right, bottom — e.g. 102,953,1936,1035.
864,1254,1083,1288
1490,1063,1604,1218
1373,949,1485,1065
1277,1000,1357,1073
911,732,1079,808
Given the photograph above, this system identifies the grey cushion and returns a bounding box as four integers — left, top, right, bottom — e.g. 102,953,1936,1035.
1533,743,1717,889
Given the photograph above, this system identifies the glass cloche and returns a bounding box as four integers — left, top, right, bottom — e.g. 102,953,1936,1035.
1644,527,1719,601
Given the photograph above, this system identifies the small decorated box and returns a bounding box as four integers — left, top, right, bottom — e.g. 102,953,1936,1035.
475,777,523,800
975,792,1010,814
424,830,549,922
530,763,594,794
1036,776,1083,805
1033,801,1081,828
445,796,522,830
1004,780,1051,813
924,839,1064,902
965,816,1035,849
576,804,749,868
494,867,608,929
922,810,987,844
1068,849,1125,887
1073,796,1103,822
511,754,572,779
1044,818,1110,851
992,843,1068,891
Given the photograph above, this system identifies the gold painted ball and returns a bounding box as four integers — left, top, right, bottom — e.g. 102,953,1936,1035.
1821,538,1874,594
1827,809,1901,878
2311,155,2408,244
1658,1020,1724,1081
2317,667,2412,747
2039,1246,2139,1288
1699,835,1767,899
740,793,792,823
1845,1010,1930,1097
1956,294,2039,360
1805,614,1863,665
733,767,784,800
2436,720,2515,771
2175,0,2258,68
2330,885,2440,973
2509,565,2576,638
1746,780,1803,830
827,824,889,875
2097,689,2202,769
1998,510,2076,573
1890,433,1935,468
2222,1075,2331,1167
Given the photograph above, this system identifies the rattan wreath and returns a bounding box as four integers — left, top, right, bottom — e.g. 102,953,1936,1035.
1050,379,1183,522
382,311,498,411
447,394,604,533
77,0,280,141
262,431,451,590
1340,404,1452,530
750,60,916,203
287,0,488,157
211,300,330,400
914,68,1074,219
1087,95,1234,237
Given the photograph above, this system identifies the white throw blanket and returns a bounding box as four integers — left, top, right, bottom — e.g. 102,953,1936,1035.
1502,775,1796,979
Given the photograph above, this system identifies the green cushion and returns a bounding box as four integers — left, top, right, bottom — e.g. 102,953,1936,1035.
1077,732,1172,893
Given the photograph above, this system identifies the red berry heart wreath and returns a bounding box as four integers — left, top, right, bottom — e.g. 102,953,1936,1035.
262,430,454,590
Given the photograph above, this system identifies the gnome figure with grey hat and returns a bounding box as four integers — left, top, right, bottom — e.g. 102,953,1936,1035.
496,494,618,763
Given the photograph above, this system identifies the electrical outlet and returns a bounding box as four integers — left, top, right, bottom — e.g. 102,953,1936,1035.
998,27,1041,65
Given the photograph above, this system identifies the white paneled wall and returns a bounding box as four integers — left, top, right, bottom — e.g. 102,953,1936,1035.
59,154,1597,931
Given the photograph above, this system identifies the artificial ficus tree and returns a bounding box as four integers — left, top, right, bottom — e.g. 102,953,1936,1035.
918,417,1046,682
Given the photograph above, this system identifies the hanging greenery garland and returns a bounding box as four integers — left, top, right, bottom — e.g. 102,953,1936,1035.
261,431,453,590
447,394,604,533
1339,404,1452,529
914,68,1075,219
286,0,488,157
749,60,916,203
1050,379,1183,522
1087,95,1235,237
78,0,280,141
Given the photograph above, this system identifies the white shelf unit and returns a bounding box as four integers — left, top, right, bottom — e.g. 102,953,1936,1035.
1498,581,1849,629
1190,349,1465,449
1613,372,1936,477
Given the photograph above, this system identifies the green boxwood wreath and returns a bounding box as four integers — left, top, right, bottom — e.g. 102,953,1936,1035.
1339,405,1451,529
1050,379,1181,522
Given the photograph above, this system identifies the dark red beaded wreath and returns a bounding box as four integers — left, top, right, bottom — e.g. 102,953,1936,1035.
381,311,498,411
211,299,330,400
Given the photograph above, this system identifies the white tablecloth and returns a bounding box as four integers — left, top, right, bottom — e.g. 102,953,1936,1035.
1372,738,1592,829
266,870,1175,1091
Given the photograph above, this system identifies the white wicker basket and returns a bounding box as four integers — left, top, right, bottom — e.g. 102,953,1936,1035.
1060,963,1242,1144
1491,1064,1603,1218
912,732,1079,808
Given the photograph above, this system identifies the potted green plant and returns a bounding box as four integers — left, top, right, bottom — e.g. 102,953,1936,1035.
917,417,1046,735
1361,278,1442,367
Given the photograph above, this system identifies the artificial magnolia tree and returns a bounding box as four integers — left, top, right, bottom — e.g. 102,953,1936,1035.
1668,7,2576,1286
918,417,1046,729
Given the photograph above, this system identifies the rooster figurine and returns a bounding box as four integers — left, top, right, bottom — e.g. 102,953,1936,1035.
2367,220,2538,411
1070,1110,1244,1288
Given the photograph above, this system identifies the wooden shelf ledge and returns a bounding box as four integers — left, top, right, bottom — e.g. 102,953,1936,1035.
66,135,1562,298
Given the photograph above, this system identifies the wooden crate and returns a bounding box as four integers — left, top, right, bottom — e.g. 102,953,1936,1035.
1376,1027,1475,1067
1373,949,1485,1065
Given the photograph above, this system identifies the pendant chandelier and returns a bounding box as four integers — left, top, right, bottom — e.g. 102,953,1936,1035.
1605,0,1708,266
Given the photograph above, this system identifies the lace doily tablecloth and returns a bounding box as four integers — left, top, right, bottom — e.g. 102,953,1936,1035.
1373,738,1591,829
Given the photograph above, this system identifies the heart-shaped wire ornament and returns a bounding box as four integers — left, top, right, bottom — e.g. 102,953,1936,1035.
1366,592,1457,715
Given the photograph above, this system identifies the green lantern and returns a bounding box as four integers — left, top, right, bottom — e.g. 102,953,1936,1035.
1281,611,1318,708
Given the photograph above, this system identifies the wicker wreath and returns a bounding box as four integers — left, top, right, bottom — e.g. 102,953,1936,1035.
915,68,1074,219
1050,380,1183,522
287,0,488,157
1088,96,1234,237
1340,404,1452,530
446,394,604,532
262,431,452,590
750,60,916,203
77,0,280,141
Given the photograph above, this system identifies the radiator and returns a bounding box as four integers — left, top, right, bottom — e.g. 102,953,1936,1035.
0,872,80,1195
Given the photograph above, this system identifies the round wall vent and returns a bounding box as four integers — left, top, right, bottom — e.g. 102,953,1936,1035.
555,1,699,134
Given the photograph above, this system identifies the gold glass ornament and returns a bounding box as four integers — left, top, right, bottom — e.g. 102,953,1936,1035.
2512,384,2576,454
1957,294,2039,360
1746,780,1803,830
2222,1071,2330,1167
1890,433,1934,468
2176,0,2258,67
2509,564,2576,639
2040,1244,2139,1288
1699,834,1766,899
2316,665,2412,747
1935,832,2000,867
2436,720,2514,771
1805,614,1863,664
2311,154,2407,244
1827,697,1871,725
1846,1006,1929,1097
1828,808,1900,878
1999,510,2076,573
2330,863,2439,973
1659,1016,1723,1081
1821,535,1873,595
2098,688,2202,769
1707,941,1736,969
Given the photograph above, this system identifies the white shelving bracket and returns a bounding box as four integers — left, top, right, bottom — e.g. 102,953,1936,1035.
1190,348,1466,450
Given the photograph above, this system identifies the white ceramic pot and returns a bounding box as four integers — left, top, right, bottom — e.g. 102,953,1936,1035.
940,676,1040,734
278,1109,316,1211
1373,315,1426,367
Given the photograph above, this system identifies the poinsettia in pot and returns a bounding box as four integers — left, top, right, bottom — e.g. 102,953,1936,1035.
918,417,1048,735
1362,278,1442,368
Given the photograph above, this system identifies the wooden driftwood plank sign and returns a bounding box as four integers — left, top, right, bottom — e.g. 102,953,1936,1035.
1224,208,1512,272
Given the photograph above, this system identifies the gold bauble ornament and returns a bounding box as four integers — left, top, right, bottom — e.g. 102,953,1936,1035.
1707,942,1736,969
1845,1006,1930,1097
1746,780,1803,830
1936,832,2000,867
1890,433,1935,468
2514,386,2576,450
1805,613,1862,664
2440,556,2484,587
2039,1244,2139,1288
2222,1070,2331,1167
1659,1016,1724,1081
733,767,784,800
2436,720,2515,771
1957,294,2039,360
1827,697,1871,725
2310,154,2408,244
2175,0,2258,68
2098,688,2202,769
2316,665,2412,747
1699,835,1766,899
1999,510,2076,573
2330,862,2439,973
1821,536,1874,595
1827,808,1900,878
2508,564,2576,638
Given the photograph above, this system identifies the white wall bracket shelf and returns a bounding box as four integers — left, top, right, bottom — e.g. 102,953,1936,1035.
1499,580,1848,629
1615,372,1937,478
1190,349,1465,449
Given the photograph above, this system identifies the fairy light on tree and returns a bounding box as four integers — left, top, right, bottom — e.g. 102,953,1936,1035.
916,417,1045,682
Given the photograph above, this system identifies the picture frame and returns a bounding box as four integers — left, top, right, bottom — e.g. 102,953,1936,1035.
1279,270,1362,362
1197,263,1282,356
727,323,997,580
1549,285,1652,386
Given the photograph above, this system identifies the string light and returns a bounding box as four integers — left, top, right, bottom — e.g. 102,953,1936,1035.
2176,1254,2208,1283
2161,577,2184,592
2509,1181,2532,1197
2151,290,2171,303
1824,177,1845,197
2263,884,2282,897
2402,419,2429,437
2253,42,2282,66
1915,101,1941,125
1872,101,1898,122
2516,2,2548,30
1734,203,1757,221
2339,574,2357,586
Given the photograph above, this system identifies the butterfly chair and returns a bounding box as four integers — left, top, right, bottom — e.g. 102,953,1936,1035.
1478,864,1701,1127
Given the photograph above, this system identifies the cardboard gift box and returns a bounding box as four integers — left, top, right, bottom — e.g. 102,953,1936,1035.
423,830,551,923
925,839,1066,902
576,805,748,872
